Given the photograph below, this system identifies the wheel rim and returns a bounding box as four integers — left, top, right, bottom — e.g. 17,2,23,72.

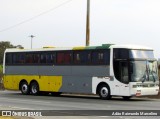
31,84,38,94
100,87,108,97
22,84,28,93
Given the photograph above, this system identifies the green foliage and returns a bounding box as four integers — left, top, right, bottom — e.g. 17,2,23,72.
0,65,2,74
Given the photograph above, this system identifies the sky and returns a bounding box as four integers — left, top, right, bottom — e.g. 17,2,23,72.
0,0,160,58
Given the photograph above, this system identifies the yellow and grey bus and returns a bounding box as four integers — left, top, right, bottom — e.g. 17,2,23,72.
3,44,159,99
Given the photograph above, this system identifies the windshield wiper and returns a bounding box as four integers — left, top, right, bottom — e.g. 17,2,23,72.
142,70,148,83
142,74,147,83
150,71,156,82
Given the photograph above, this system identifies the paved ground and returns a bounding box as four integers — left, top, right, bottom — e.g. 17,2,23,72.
0,90,160,119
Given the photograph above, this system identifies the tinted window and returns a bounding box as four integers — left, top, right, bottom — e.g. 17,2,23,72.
57,52,72,64
5,53,12,64
129,50,154,59
25,53,36,64
13,53,25,64
73,51,91,64
92,50,110,65
5,49,111,65
114,49,129,59
40,52,56,64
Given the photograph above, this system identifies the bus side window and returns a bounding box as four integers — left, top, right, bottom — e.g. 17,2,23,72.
73,51,90,64
64,52,72,64
74,52,81,64
92,50,109,65
57,52,64,64
119,61,129,84
6,53,12,64
56,52,72,65
13,53,25,64
92,51,99,64
46,53,56,64
40,53,46,63
26,54,33,64
33,53,40,63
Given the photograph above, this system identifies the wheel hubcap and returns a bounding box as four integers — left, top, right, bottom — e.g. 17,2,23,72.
31,85,37,94
22,84,28,93
101,87,108,97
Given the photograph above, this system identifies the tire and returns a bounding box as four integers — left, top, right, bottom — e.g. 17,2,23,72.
30,82,39,95
20,81,30,95
98,84,111,100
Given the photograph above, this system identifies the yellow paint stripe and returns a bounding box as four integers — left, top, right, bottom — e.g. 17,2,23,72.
0,117,14,119
73,46,85,50
3,75,62,92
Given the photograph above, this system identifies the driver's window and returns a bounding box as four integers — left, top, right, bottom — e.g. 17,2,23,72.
120,62,129,84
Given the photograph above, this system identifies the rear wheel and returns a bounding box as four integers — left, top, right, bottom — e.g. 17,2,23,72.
30,82,39,95
98,84,111,100
20,81,30,95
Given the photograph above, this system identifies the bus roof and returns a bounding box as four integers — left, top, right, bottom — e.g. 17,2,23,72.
110,44,153,50
5,44,153,53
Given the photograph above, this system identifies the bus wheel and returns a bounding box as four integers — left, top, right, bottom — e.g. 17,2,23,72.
30,82,39,95
98,84,111,100
20,81,30,95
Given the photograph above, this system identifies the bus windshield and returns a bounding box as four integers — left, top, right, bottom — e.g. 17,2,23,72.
130,60,158,82
129,50,154,58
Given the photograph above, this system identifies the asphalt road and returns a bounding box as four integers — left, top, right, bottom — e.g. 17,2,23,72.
0,90,160,119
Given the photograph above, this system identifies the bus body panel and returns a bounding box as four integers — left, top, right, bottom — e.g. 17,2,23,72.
4,65,110,94
3,75,62,92
59,76,93,93
92,77,130,96
5,66,110,76
3,44,159,98
129,82,159,96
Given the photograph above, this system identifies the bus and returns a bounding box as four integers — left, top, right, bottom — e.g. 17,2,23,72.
3,44,159,100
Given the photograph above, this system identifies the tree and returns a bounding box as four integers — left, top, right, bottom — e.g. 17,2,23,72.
0,41,23,64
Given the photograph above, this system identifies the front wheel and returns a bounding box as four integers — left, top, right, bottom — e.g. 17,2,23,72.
20,81,30,95
30,82,39,95
98,84,111,100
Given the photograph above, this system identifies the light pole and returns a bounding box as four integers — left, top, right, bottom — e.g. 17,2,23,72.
86,0,90,46
29,35,35,49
